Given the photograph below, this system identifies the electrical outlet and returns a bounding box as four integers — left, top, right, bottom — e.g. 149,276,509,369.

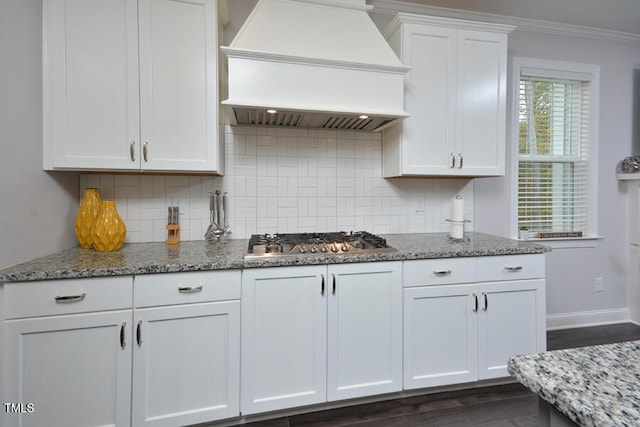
595,277,604,293
415,198,425,213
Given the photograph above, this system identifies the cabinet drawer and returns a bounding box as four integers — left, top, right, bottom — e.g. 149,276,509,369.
476,255,545,282
134,270,241,307
403,258,477,287
4,276,133,319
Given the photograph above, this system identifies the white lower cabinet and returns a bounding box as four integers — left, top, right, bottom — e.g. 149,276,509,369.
132,271,241,426
132,302,240,426
241,262,403,415
404,283,479,388
478,280,545,380
327,263,403,402
403,255,546,390
2,254,545,424
3,277,133,427
2,271,241,427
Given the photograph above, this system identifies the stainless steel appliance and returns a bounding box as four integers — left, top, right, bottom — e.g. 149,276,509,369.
244,231,395,258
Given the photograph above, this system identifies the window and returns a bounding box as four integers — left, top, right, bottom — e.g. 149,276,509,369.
512,58,599,241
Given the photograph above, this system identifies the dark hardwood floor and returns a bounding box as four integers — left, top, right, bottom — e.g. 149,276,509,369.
240,323,640,427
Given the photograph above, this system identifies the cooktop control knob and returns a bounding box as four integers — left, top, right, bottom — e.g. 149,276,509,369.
331,244,339,253
321,245,328,253
310,245,318,253
299,245,307,253
341,244,349,252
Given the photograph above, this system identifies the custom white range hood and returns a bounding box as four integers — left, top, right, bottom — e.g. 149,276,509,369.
221,0,410,132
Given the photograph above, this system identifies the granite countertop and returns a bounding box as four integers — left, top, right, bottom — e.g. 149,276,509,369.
508,341,640,426
0,232,549,282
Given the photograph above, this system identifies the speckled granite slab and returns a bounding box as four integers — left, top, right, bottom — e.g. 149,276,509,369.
0,232,549,282
509,341,640,427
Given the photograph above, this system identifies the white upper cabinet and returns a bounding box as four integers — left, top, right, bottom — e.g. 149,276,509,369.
382,14,513,177
43,0,223,173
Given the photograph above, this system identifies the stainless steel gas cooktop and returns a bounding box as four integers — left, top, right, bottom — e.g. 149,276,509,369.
244,231,396,258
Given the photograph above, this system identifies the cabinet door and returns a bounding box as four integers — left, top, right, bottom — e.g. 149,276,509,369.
399,24,457,175
456,29,507,176
241,266,327,415
327,262,402,401
138,0,222,173
403,284,478,389
477,279,546,380
44,0,140,170
4,311,132,427
132,301,240,426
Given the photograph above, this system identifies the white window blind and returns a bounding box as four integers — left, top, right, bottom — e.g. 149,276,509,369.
517,75,591,235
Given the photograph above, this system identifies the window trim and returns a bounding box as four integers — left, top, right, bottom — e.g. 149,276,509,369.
510,57,600,246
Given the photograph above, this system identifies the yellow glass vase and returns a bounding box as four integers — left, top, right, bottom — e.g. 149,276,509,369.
92,200,127,252
75,188,102,249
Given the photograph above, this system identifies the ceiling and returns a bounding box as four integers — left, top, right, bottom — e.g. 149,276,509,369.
224,0,640,46
382,0,640,35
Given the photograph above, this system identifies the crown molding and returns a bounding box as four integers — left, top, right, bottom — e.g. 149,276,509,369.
370,0,640,45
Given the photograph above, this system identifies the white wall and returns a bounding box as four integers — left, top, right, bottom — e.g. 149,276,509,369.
0,0,78,269
476,30,639,323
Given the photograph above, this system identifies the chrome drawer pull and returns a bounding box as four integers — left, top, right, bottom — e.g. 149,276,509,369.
178,285,203,293
54,293,86,303
472,294,478,312
504,266,523,272
433,269,452,277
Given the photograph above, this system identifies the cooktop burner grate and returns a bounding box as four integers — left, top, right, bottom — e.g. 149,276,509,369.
245,231,395,258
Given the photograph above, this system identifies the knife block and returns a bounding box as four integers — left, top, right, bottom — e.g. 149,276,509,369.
166,224,180,245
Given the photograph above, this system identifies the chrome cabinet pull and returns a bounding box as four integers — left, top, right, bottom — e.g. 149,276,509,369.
136,321,142,346
332,274,336,295
321,274,325,295
472,294,478,312
433,269,452,277
120,322,127,349
130,141,136,162
458,153,463,169
482,292,488,311
178,285,203,293
54,293,86,303
450,153,455,168
143,142,148,162
504,266,523,272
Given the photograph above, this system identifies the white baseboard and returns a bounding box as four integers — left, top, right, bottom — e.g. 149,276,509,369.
546,308,630,330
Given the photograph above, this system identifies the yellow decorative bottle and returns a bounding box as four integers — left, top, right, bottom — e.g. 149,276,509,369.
92,200,127,252
75,188,102,249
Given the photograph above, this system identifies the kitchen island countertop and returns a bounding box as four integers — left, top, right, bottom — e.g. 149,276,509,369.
508,341,640,426
0,232,549,282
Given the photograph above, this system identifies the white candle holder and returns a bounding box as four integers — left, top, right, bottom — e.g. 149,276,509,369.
446,219,471,243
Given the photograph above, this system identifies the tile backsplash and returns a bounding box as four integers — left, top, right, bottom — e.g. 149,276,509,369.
80,126,474,243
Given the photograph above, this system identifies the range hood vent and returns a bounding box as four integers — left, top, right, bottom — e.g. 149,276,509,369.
222,0,410,132
232,107,395,132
